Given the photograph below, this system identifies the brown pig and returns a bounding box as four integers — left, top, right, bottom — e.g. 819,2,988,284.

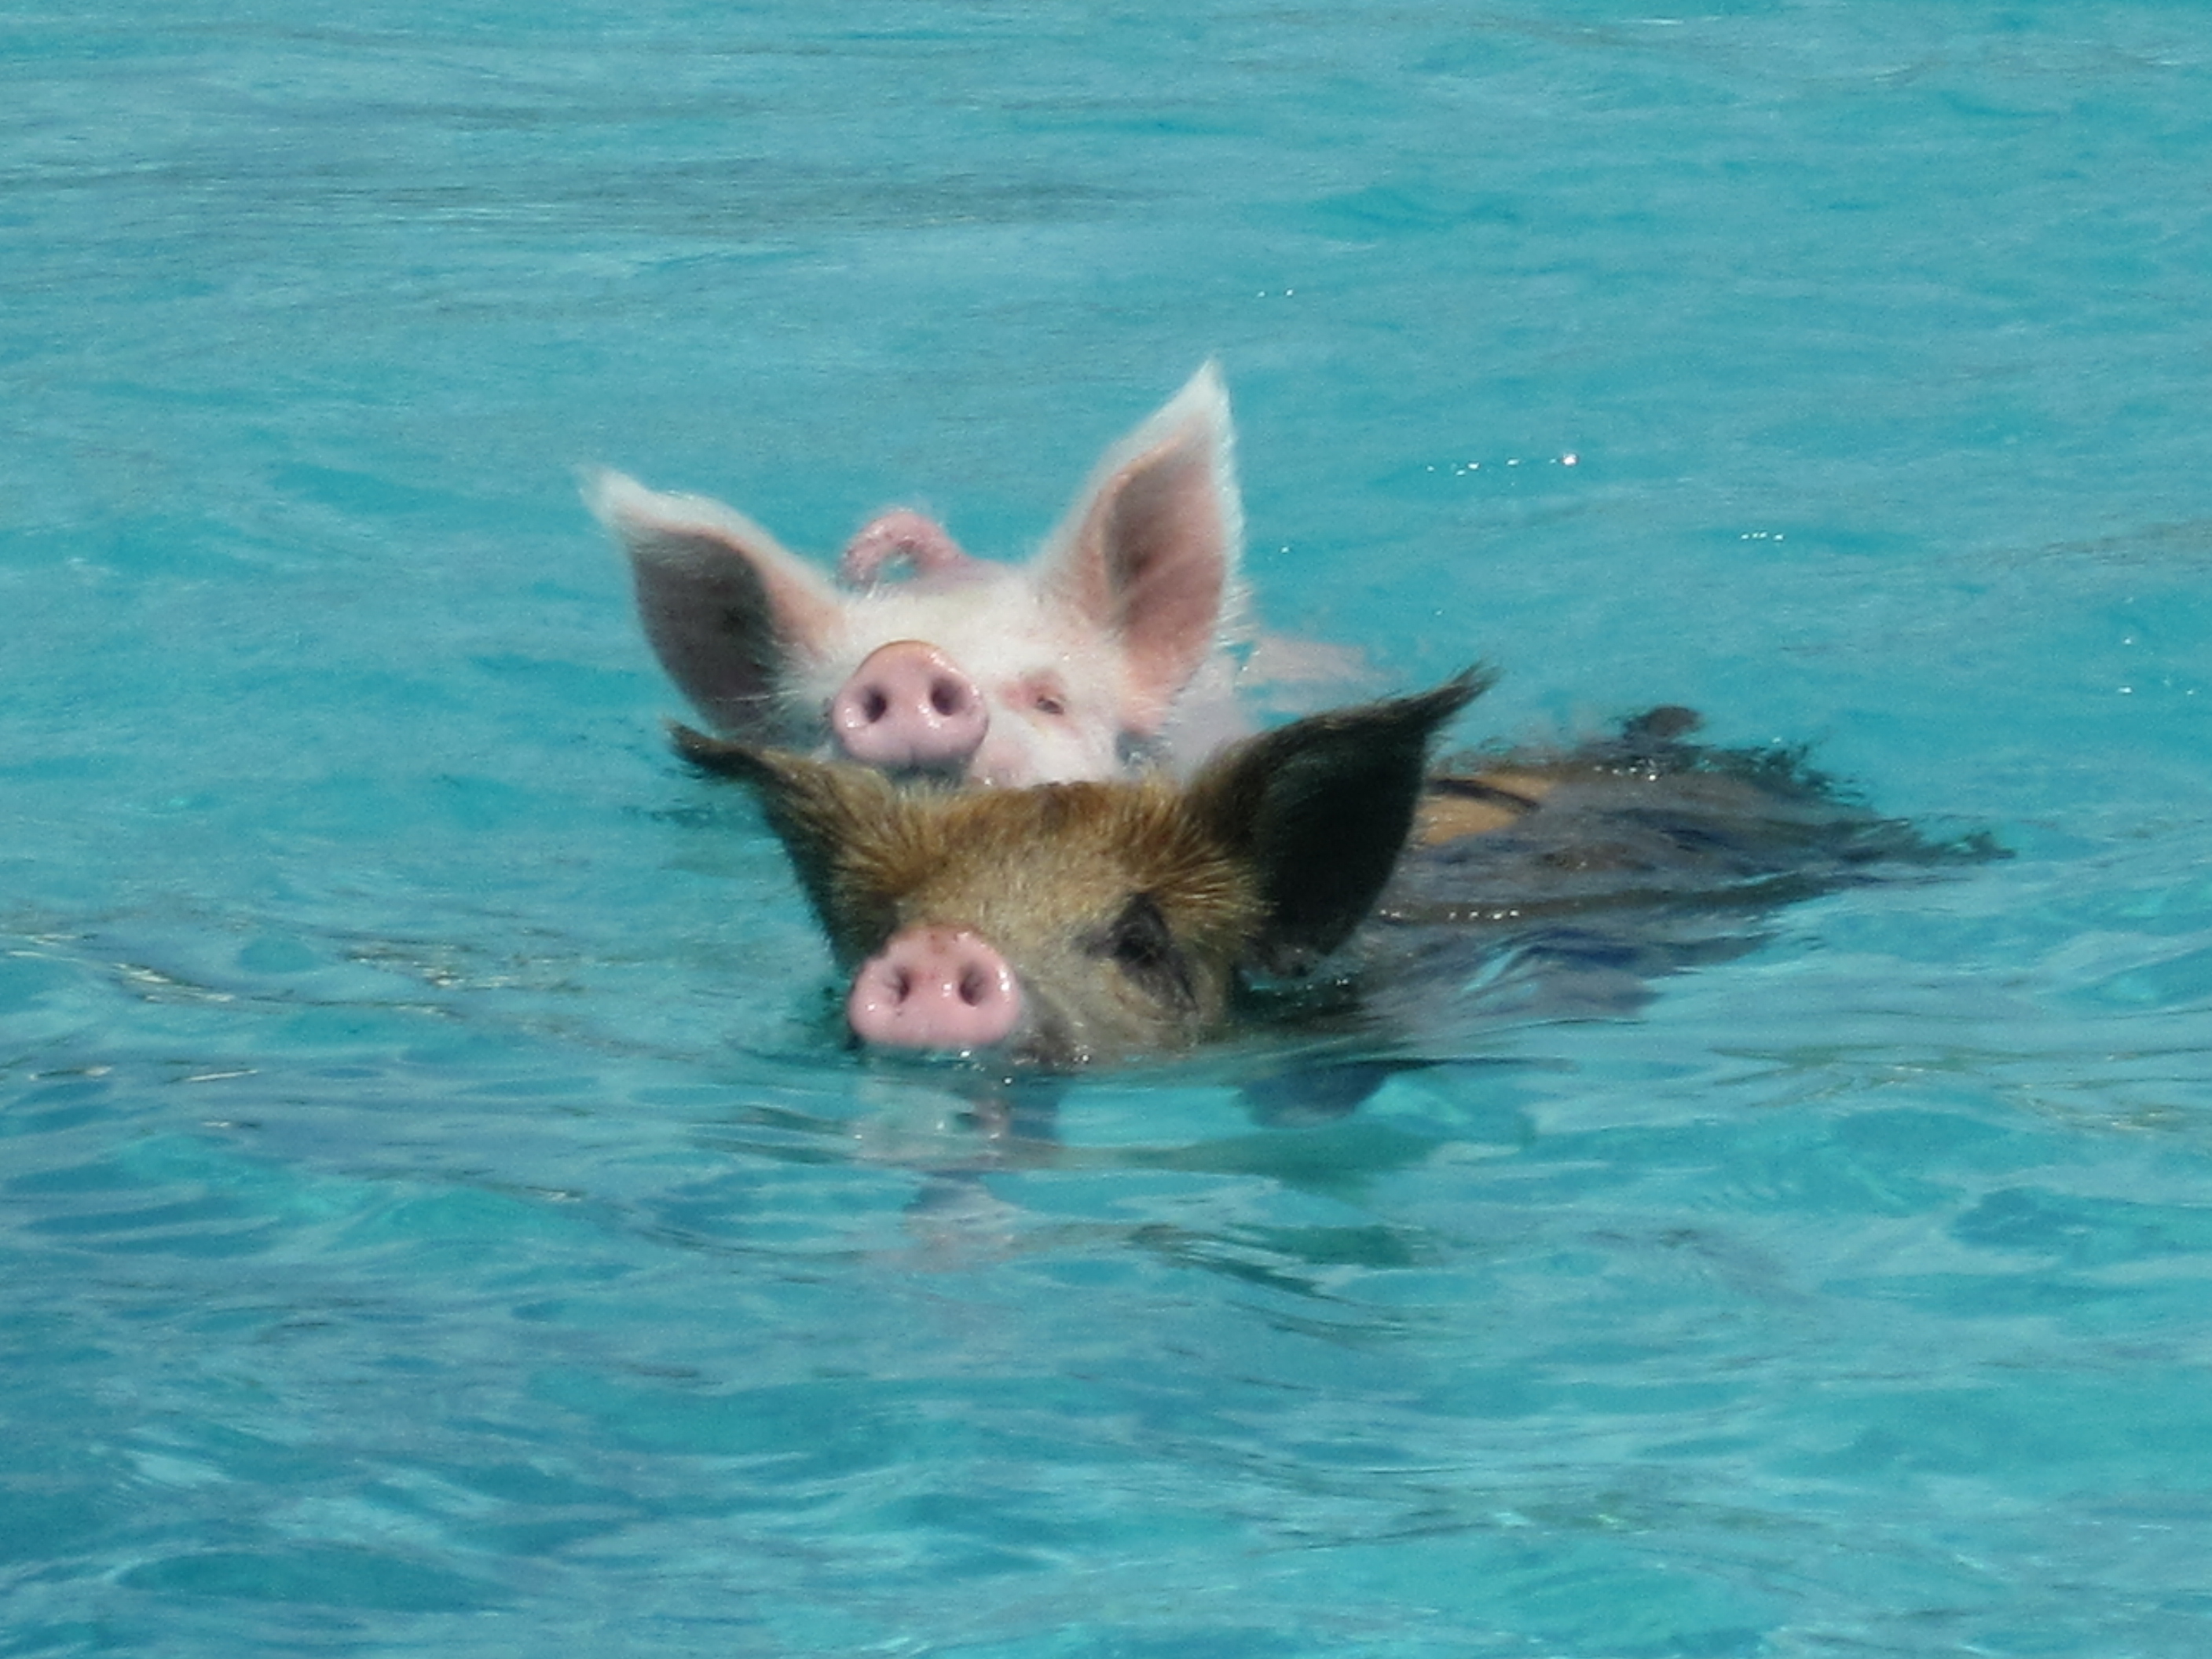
672,675,1993,1067
591,365,1248,787
674,670,1478,1064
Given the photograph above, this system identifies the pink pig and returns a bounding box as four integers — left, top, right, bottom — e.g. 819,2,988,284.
589,365,1247,786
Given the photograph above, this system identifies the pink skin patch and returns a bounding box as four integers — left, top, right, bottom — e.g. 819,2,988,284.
840,510,979,586
846,927,1023,1051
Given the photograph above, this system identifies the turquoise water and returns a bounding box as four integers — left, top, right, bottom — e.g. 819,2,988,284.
5,2,2211,1653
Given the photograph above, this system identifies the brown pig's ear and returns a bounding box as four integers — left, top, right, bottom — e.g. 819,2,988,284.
1187,668,1495,976
668,724,905,963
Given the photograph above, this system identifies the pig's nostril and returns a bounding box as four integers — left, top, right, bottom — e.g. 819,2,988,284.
830,643,987,771
848,927,1020,1051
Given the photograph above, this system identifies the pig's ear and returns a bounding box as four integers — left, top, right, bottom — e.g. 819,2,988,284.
1188,669,1495,976
668,723,905,963
1035,363,1243,734
588,471,847,736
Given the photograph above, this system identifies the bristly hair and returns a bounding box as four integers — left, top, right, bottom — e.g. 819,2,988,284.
671,723,1268,969
844,779,1268,967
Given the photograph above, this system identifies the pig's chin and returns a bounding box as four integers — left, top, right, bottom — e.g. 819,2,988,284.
814,736,1075,792
881,754,982,786
844,1005,1086,1071
844,993,1185,1072
977,993,1212,1071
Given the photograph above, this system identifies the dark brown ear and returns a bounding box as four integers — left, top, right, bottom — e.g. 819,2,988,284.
670,723,905,964
1186,668,1495,976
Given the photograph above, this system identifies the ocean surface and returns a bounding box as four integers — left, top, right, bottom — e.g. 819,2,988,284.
5,2,2210,1654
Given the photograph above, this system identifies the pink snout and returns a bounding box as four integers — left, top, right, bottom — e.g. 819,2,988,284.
846,927,1022,1052
829,640,987,773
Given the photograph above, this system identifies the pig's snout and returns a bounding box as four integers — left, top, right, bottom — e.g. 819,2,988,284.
847,927,1022,1051
830,641,987,773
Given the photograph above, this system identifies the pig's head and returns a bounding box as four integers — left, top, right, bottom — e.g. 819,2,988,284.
675,672,1489,1065
591,364,1243,786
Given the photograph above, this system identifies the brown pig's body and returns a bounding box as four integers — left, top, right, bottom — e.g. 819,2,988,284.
676,676,1994,1067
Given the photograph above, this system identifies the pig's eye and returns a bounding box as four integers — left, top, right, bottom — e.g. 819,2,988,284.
1087,892,1196,1013
1015,675,1069,719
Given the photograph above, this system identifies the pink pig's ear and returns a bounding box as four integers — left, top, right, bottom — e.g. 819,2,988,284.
588,471,847,737
1035,363,1244,735
1190,669,1496,977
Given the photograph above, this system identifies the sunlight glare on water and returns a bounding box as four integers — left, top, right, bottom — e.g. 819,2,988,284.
4,2,2211,1654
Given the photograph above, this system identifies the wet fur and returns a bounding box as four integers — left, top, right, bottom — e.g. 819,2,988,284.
676,676,1482,1061
678,677,1997,1065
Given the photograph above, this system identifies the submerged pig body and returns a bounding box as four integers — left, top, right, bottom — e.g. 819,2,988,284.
678,677,1998,1067
591,365,1246,786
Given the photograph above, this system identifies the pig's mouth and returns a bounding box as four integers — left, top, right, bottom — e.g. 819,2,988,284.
996,1000,1106,1070
836,974,1133,1073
